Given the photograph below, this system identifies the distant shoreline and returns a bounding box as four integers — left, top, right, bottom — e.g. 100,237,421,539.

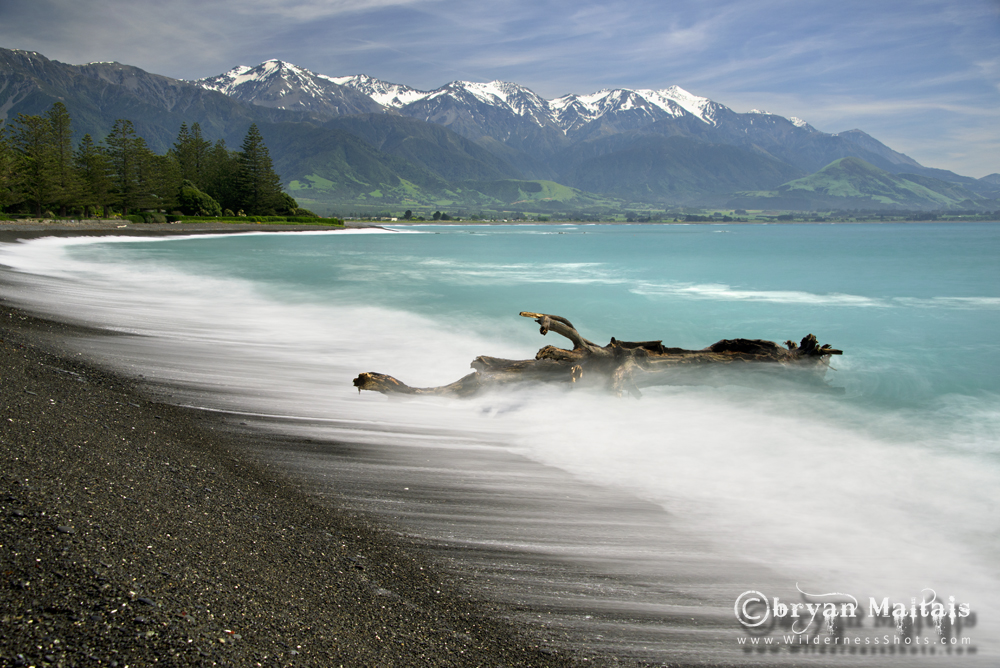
2,219,996,243
366,218,1000,226
0,219,357,242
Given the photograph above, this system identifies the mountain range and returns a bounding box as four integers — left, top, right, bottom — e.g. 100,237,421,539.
2,48,998,215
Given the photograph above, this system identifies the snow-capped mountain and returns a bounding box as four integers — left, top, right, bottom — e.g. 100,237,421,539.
188,59,932,181
747,109,816,133
550,85,720,133
196,60,382,117
330,75,562,126
325,73,427,108
192,61,787,137
427,80,555,126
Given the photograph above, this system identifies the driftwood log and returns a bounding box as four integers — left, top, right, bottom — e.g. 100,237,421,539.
353,311,843,398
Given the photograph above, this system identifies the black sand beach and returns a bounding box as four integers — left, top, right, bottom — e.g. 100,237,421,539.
0,222,614,668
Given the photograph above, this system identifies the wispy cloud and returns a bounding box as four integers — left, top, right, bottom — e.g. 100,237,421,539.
228,0,432,18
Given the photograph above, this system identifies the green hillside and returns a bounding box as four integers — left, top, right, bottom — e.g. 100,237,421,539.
262,122,449,199
264,120,621,214
289,173,622,214
729,157,987,211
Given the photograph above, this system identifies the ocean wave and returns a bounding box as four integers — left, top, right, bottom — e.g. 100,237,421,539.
630,281,887,306
895,296,1000,309
333,255,628,286
630,281,1000,310
2,231,999,654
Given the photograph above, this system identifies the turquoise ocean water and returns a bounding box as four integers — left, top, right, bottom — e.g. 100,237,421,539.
2,223,997,662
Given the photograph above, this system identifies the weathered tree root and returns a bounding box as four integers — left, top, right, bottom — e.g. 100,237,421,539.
353,311,843,398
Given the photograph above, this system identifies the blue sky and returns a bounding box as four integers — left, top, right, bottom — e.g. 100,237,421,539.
2,0,998,177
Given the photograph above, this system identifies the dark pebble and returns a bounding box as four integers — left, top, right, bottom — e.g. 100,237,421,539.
0,298,583,668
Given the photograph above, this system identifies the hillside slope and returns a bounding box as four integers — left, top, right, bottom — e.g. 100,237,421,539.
729,157,989,211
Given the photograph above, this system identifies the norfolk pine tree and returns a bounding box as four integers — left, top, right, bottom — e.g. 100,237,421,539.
46,102,82,215
74,134,113,218
105,119,144,214
0,121,21,212
189,123,211,188
11,113,56,217
172,122,211,188
236,123,283,215
203,139,240,213
137,146,180,211
172,122,193,178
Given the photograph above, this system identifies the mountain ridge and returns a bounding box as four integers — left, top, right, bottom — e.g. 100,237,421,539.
189,58,989,189
2,47,996,214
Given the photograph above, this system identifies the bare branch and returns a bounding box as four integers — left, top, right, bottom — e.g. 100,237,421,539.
519,311,602,352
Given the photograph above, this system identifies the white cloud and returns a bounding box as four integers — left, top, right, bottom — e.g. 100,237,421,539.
221,0,436,21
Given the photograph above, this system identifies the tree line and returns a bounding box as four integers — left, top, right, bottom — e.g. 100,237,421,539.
0,102,313,218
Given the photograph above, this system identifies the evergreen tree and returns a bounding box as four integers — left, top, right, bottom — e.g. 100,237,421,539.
11,113,55,216
171,122,212,188
138,148,180,211
1,108,296,219
105,119,144,214
74,134,113,218
0,121,21,212
46,102,82,215
189,123,211,188
203,139,240,213
172,122,192,179
236,123,283,215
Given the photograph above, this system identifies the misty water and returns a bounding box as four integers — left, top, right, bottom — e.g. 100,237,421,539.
1,223,997,664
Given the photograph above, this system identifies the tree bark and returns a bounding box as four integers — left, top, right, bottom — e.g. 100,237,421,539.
353,311,843,398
